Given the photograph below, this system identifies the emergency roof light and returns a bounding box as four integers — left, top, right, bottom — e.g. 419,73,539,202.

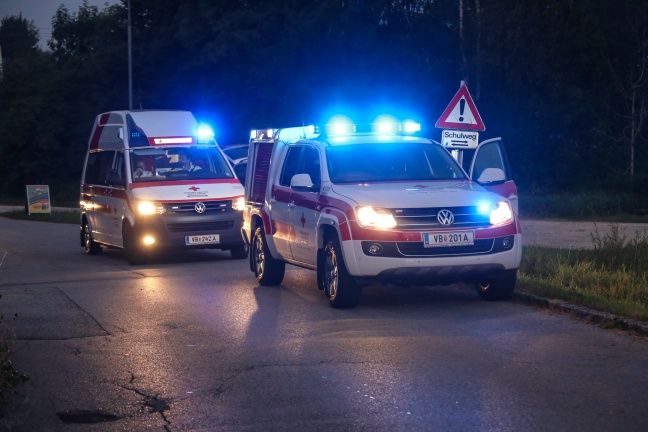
250,120,421,142
196,124,215,143
326,121,421,136
278,125,319,142
152,137,194,145
250,128,275,140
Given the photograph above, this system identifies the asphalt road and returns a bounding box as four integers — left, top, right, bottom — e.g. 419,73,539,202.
0,216,647,431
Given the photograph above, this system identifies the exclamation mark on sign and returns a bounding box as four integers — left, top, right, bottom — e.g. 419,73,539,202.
458,99,466,122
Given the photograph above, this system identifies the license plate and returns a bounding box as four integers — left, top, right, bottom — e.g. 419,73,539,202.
185,234,220,245
423,230,474,247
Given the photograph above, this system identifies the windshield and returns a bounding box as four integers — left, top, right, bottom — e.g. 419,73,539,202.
326,143,467,183
130,147,235,182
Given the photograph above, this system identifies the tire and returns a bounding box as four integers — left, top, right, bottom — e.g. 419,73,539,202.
123,224,147,266
475,270,517,301
323,237,361,309
230,243,249,260
252,227,285,285
83,222,102,255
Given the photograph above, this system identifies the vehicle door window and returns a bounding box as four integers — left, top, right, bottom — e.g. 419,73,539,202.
300,147,321,188
280,147,303,186
84,151,116,185
472,141,510,182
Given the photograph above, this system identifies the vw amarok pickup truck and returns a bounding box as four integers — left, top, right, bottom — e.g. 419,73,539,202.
80,110,247,264
241,122,521,308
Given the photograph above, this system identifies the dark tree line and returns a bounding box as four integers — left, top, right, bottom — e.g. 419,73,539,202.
1,0,647,203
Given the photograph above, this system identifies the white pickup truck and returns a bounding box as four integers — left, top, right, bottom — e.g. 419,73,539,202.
241,122,522,308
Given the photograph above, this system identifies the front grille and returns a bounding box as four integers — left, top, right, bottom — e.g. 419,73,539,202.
360,236,514,258
167,221,235,232
163,200,232,213
390,206,491,230
396,239,494,256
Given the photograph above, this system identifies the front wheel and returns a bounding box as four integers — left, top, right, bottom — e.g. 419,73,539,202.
475,271,517,301
252,227,285,285
323,237,361,309
83,222,102,255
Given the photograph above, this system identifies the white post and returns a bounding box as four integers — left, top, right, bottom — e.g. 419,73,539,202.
127,0,133,110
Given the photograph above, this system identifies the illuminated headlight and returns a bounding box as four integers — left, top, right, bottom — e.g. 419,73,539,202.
137,201,166,215
490,201,513,225
232,196,246,211
357,206,397,229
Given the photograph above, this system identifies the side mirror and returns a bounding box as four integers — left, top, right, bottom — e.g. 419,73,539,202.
291,173,315,191
476,168,505,183
118,127,124,141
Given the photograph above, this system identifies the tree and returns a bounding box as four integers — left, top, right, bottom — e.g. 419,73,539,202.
0,14,39,60
598,0,648,189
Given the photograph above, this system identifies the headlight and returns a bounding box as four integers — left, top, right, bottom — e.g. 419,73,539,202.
356,206,397,229
232,196,246,211
137,201,165,215
490,201,513,225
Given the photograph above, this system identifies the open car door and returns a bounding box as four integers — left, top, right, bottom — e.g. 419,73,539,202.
469,138,518,216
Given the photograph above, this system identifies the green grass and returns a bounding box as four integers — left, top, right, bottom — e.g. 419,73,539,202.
518,225,648,322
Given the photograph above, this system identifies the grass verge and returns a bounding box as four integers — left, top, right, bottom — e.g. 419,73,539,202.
0,210,79,224
518,225,648,322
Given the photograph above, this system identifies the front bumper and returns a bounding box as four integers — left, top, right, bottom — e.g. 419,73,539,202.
133,210,244,250
342,233,522,284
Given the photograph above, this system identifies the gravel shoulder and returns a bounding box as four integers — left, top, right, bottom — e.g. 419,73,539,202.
521,219,648,249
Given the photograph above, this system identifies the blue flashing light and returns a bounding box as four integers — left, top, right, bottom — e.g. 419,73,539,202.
378,122,394,134
326,115,354,136
477,202,493,215
197,124,215,143
332,123,350,135
403,121,421,133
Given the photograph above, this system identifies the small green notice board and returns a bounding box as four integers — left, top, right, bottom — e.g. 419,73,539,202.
26,185,51,215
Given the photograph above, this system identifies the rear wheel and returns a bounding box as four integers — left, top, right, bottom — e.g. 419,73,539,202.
323,237,361,309
230,243,249,260
475,271,517,301
252,227,285,285
83,222,102,255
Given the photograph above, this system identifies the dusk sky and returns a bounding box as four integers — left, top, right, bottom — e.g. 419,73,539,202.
0,0,119,49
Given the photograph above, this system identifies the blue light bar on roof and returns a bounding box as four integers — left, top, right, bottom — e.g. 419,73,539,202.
196,124,215,143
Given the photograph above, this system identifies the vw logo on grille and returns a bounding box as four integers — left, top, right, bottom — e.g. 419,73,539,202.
437,209,454,225
194,202,206,214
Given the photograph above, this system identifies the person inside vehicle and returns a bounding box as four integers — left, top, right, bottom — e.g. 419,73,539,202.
133,159,153,178
174,151,202,172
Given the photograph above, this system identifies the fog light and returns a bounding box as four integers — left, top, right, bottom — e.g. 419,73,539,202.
143,236,156,245
367,243,383,255
502,237,511,249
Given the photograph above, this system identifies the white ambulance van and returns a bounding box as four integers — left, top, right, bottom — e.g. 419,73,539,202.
80,110,248,264
242,121,521,308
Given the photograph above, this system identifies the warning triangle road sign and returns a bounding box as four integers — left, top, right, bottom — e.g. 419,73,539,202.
435,84,485,131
